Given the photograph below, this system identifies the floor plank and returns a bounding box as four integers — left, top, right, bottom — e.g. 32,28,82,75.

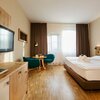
28,65,100,100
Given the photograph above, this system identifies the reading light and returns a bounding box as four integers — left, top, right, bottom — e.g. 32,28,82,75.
34,42,38,47
95,45,100,49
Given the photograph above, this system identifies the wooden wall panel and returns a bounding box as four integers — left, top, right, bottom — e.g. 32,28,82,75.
0,7,11,27
30,23,47,56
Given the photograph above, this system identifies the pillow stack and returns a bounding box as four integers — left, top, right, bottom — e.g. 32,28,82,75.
78,55,90,62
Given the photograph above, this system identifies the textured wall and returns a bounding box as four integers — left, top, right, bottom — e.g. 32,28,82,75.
0,0,30,62
89,17,100,56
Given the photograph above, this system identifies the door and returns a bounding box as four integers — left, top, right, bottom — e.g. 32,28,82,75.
0,77,9,100
10,69,22,100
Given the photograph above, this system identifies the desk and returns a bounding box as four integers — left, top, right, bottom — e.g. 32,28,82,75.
33,56,46,70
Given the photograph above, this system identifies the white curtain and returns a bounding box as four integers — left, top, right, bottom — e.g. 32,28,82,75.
61,30,76,57
47,24,76,65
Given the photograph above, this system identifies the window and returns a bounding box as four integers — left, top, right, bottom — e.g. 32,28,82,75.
61,30,76,56
48,30,76,57
48,35,58,53
47,24,76,65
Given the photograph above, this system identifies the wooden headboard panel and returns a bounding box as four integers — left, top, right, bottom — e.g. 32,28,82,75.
95,46,100,55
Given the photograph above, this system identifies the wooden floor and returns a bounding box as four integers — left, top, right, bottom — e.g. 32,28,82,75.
28,65,100,100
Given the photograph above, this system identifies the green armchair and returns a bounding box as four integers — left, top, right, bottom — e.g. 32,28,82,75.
44,54,55,64
23,57,40,69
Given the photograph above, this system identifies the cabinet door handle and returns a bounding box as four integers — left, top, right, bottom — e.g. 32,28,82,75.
26,90,28,94
25,71,28,73
6,81,9,85
18,71,22,74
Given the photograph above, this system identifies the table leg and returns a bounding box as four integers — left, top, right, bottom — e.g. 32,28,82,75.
42,59,46,69
38,60,41,71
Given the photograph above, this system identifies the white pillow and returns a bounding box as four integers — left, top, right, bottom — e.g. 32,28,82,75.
91,56,100,60
78,55,90,62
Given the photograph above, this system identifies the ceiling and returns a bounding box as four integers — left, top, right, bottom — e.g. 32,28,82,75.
17,0,100,23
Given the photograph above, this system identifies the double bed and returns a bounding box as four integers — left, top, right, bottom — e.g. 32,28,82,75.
64,56,100,90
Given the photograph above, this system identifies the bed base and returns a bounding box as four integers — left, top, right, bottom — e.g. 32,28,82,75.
64,64,100,90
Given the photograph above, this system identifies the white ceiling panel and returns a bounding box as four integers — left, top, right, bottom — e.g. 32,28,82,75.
17,0,100,23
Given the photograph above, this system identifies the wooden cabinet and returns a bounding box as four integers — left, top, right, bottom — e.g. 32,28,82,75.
0,77,9,100
10,64,28,100
0,62,28,100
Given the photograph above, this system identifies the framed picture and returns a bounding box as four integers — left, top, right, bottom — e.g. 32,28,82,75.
18,28,28,42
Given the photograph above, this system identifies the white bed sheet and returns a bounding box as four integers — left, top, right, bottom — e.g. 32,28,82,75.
64,56,100,81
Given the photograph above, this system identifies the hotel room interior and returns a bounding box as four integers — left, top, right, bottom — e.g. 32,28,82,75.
0,0,100,100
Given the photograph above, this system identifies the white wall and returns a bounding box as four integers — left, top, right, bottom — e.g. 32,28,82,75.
89,17,100,56
47,23,76,34
0,0,30,62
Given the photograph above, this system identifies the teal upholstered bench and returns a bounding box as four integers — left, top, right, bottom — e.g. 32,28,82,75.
23,57,40,69
44,54,55,64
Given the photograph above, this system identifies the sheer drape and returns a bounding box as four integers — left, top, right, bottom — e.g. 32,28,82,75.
61,30,76,56
47,24,76,65
48,34,64,65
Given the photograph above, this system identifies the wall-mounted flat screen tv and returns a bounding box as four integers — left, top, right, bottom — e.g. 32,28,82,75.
0,25,14,52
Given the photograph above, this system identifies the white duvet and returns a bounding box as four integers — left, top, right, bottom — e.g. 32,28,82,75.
64,56,100,81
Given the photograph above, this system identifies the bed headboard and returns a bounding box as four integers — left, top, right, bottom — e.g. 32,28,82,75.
95,46,100,55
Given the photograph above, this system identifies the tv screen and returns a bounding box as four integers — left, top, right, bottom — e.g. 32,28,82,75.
0,25,14,52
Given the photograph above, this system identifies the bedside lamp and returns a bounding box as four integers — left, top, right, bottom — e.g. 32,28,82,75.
95,45,100,55
95,45,100,49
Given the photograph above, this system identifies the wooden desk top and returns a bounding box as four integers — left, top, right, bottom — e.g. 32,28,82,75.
0,62,27,81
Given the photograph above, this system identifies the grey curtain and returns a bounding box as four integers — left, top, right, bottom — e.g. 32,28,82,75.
76,24,90,57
